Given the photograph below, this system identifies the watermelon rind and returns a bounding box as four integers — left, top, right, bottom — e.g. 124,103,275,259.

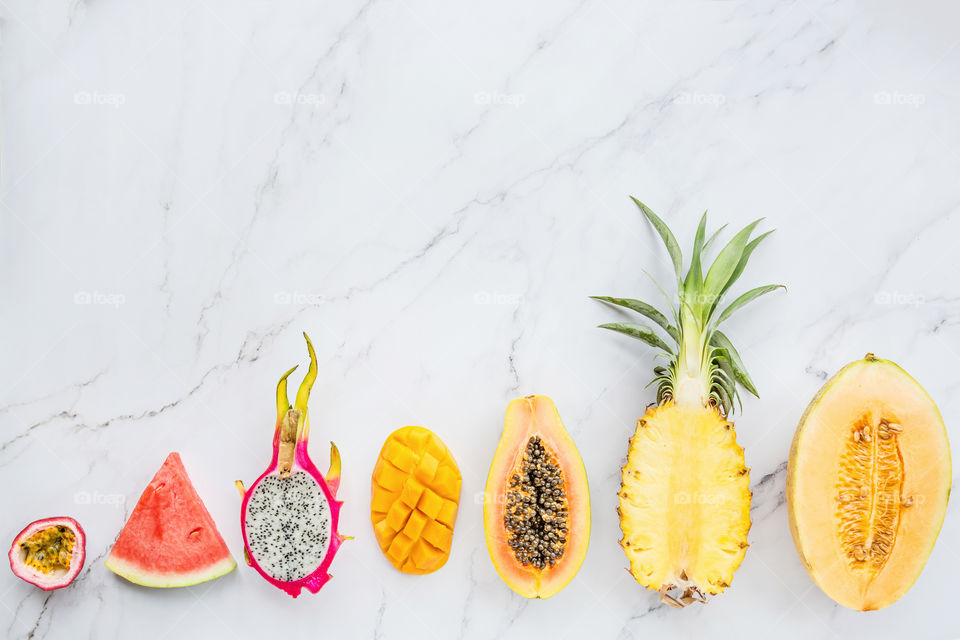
104,554,236,588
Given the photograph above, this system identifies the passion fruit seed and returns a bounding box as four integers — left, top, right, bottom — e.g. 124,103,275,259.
20,526,75,573
503,436,569,570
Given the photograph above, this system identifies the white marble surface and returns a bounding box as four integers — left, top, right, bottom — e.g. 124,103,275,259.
2,1,959,638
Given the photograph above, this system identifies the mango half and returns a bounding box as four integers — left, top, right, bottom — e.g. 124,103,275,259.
371,426,461,574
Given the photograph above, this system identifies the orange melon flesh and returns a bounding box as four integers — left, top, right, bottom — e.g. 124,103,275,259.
787,355,951,611
483,396,590,599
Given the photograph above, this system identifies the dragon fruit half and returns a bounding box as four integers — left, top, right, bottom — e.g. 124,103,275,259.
236,333,346,597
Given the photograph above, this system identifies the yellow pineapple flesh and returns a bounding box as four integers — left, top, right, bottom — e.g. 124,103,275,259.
619,403,750,602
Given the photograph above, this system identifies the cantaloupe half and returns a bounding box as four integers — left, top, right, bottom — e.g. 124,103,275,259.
787,354,951,611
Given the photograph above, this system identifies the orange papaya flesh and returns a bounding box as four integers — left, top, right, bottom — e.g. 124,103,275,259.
483,395,590,599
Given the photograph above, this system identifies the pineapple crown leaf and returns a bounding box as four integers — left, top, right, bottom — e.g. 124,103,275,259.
711,330,759,398
590,296,679,343
632,197,683,287
721,229,776,299
702,222,727,252
593,198,784,414
684,212,708,298
715,284,786,326
712,371,735,416
597,322,675,355
699,218,763,323
708,229,779,323
641,269,681,326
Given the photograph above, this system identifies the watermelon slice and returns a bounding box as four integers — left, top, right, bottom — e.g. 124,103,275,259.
105,452,236,587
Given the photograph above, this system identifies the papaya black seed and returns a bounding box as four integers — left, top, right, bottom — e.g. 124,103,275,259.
503,436,569,568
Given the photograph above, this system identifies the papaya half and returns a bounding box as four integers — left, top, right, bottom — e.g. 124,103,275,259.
787,354,951,611
483,395,590,598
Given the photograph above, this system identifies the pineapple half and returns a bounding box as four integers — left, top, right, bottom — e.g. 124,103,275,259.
595,198,782,608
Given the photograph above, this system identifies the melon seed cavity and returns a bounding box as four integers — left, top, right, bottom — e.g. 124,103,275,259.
836,416,906,574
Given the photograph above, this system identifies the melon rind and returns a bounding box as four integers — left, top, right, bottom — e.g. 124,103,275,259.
104,554,236,588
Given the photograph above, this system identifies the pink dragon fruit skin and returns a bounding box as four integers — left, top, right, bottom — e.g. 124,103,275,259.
237,333,346,598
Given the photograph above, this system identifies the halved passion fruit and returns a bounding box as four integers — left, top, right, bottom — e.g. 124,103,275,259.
483,395,590,598
788,354,951,611
9,517,86,590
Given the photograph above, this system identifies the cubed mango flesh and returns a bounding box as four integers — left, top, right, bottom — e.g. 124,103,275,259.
371,426,461,575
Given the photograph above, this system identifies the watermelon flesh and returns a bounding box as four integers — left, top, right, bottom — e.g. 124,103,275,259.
105,452,236,587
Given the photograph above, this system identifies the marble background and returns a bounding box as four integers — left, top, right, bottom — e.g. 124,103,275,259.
2,1,959,638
